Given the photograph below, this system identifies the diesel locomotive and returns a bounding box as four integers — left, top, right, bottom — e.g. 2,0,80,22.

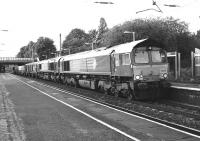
15,38,170,100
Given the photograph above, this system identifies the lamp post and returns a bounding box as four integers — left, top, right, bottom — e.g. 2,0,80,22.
124,31,135,41
58,34,70,56
59,33,62,52
31,42,38,61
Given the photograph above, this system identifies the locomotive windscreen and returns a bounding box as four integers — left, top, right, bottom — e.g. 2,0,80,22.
134,47,167,64
151,48,167,63
134,47,149,63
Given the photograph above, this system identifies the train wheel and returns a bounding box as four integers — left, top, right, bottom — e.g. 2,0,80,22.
71,78,78,88
66,79,70,86
74,81,78,88
58,75,62,83
114,91,119,98
63,77,67,84
110,87,115,96
98,86,104,93
127,94,133,101
127,90,133,101
65,81,69,86
104,89,110,95
154,88,160,100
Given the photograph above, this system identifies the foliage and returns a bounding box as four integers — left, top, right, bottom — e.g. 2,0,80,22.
197,30,200,39
16,46,26,58
88,29,98,45
99,17,200,67
101,17,189,50
62,18,108,54
35,37,57,60
17,16,200,68
16,37,56,61
62,28,90,54
16,41,35,58
95,17,108,47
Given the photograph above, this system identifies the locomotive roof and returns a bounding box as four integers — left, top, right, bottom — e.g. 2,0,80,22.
37,59,49,64
25,61,38,66
108,38,147,54
62,38,148,61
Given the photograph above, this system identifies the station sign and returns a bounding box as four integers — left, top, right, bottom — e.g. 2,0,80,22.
167,52,177,57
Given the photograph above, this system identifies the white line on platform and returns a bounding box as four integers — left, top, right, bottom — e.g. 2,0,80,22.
11,75,140,141
171,85,200,91
32,80,200,139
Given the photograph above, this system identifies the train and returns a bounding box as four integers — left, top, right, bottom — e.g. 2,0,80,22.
14,38,170,100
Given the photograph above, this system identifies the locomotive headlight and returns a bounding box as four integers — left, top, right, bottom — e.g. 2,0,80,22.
135,75,140,80
163,73,168,79
135,75,143,80
140,75,143,80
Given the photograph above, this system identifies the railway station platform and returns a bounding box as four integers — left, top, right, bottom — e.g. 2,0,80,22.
168,82,200,107
1,73,199,140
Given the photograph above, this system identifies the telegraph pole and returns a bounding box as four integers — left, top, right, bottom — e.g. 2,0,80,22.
59,33,62,51
59,33,62,56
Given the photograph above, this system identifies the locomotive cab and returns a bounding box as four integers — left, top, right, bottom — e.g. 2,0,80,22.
132,46,168,81
131,45,169,99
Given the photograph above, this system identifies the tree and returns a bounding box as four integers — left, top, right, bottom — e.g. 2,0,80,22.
88,29,98,43
100,17,198,67
16,41,35,58
62,28,89,54
35,37,57,60
61,18,108,54
95,17,109,47
196,30,200,39
101,17,190,50
16,37,56,60
16,46,26,58
25,41,35,58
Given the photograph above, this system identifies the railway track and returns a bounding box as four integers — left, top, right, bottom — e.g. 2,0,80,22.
15,74,200,136
151,100,200,120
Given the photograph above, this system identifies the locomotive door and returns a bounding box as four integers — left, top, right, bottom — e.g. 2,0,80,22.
110,50,116,76
57,57,63,74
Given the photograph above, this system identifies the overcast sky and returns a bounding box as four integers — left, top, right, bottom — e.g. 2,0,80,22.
0,0,200,57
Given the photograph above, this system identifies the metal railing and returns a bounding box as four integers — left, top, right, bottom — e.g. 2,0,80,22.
0,57,33,63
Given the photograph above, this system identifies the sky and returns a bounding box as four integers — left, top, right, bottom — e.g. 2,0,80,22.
0,0,200,57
